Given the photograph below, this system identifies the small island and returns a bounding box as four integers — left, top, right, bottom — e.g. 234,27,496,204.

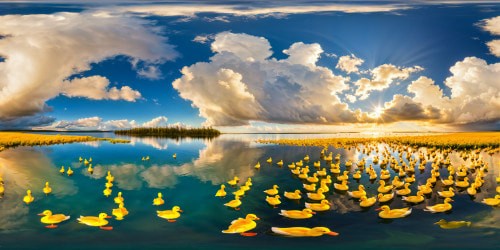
114,127,221,138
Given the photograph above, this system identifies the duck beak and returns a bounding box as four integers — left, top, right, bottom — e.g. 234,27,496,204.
327,231,339,236
311,212,317,214
179,210,184,213
106,216,112,219
255,217,260,220
37,213,44,216
375,207,382,211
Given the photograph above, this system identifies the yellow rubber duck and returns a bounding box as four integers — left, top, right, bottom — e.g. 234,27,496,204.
425,198,453,213
23,189,34,204
296,160,304,167
317,168,327,177
112,202,129,220
402,191,424,204
224,196,242,210
106,171,114,182
330,165,340,174
307,188,325,201
435,219,471,229
348,185,366,199
441,176,454,186
377,180,394,193
359,195,377,208
114,192,124,204
227,177,240,186
392,176,405,189
455,177,469,188
352,171,362,180
337,171,349,181
304,155,310,161
0,184,4,197
105,181,113,189
303,183,316,192
291,167,301,175
288,163,296,169
376,205,412,219
305,199,330,212
83,159,89,165
277,160,283,166
77,213,112,230
481,195,500,206
298,172,309,180
254,162,261,169
404,175,416,183
43,182,52,196
59,166,65,174
233,188,246,197
279,209,315,219
306,173,319,183
222,214,259,236
324,175,332,184
79,157,83,162
377,192,394,203
157,206,183,222
103,188,112,197
87,164,93,174
266,195,281,208
380,170,391,180
266,157,272,163
271,227,338,237
89,157,93,163
264,185,279,196
173,153,176,159
319,180,329,192
396,183,411,196
333,180,348,191
438,187,455,198
215,184,226,197
313,161,321,168
466,183,477,195
240,184,250,192
245,178,252,187
284,190,302,200
66,167,73,176
153,192,165,206
418,182,433,195
38,210,70,228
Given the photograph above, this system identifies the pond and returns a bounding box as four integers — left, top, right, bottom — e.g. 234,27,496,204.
0,134,498,249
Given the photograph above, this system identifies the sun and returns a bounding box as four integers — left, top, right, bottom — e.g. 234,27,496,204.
372,106,384,118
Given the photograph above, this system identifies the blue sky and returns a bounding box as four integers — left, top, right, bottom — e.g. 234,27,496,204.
0,1,499,132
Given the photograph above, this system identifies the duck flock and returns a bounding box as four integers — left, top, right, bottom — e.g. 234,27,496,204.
2,142,500,237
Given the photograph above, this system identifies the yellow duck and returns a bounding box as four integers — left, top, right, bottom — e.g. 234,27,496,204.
215,184,226,197
306,173,319,183
43,182,52,196
330,164,340,174
352,171,362,180
87,164,93,174
392,176,405,189
418,182,433,195
305,199,330,211
319,180,330,192
435,219,471,229
264,185,279,196
112,202,129,220
377,192,395,203
402,191,425,204
304,155,310,161
288,163,296,169
317,168,327,177
481,195,500,206
66,167,73,176
348,185,366,199
105,181,113,188
173,153,177,159
277,160,283,166
441,176,454,186
0,184,4,197
324,175,332,184
396,183,411,196
227,177,240,186
291,167,301,175
224,196,242,210
157,206,183,222
307,188,325,201
59,166,65,174
245,178,252,187
233,188,246,197
359,196,377,208
38,210,70,228
240,184,250,192
79,157,83,162
337,171,349,181
114,192,124,204
222,214,259,236
266,157,273,163
105,171,114,182
296,160,304,167
303,183,316,192
271,227,338,237
103,188,112,197
254,162,261,169
23,189,34,204
279,209,315,219
404,175,416,183
466,183,477,195
425,198,453,213
334,180,349,191
153,192,164,206
83,159,89,165
438,187,455,198
376,205,412,219
377,180,394,193
455,177,469,188
266,195,281,208
77,213,112,230
313,161,321,168
284,190,302,200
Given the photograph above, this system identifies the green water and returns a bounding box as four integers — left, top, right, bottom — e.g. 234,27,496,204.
0,134,498,249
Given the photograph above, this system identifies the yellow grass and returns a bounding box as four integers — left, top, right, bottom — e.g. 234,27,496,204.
0,132,129,151
258,132,500,150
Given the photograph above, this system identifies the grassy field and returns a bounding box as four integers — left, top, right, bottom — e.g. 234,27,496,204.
258,132,500,150
115,127,221,138
0,132,128,151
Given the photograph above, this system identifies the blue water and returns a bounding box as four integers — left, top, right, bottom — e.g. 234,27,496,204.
0,134,498,249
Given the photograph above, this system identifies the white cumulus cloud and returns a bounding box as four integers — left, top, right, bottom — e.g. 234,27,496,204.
480,16,500,57
36,116,172,131
336,54,364,74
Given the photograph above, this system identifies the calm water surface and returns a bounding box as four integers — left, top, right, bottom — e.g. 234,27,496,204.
0,134,498,249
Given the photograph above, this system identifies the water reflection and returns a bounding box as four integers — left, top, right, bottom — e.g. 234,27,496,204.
0,148,78,230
